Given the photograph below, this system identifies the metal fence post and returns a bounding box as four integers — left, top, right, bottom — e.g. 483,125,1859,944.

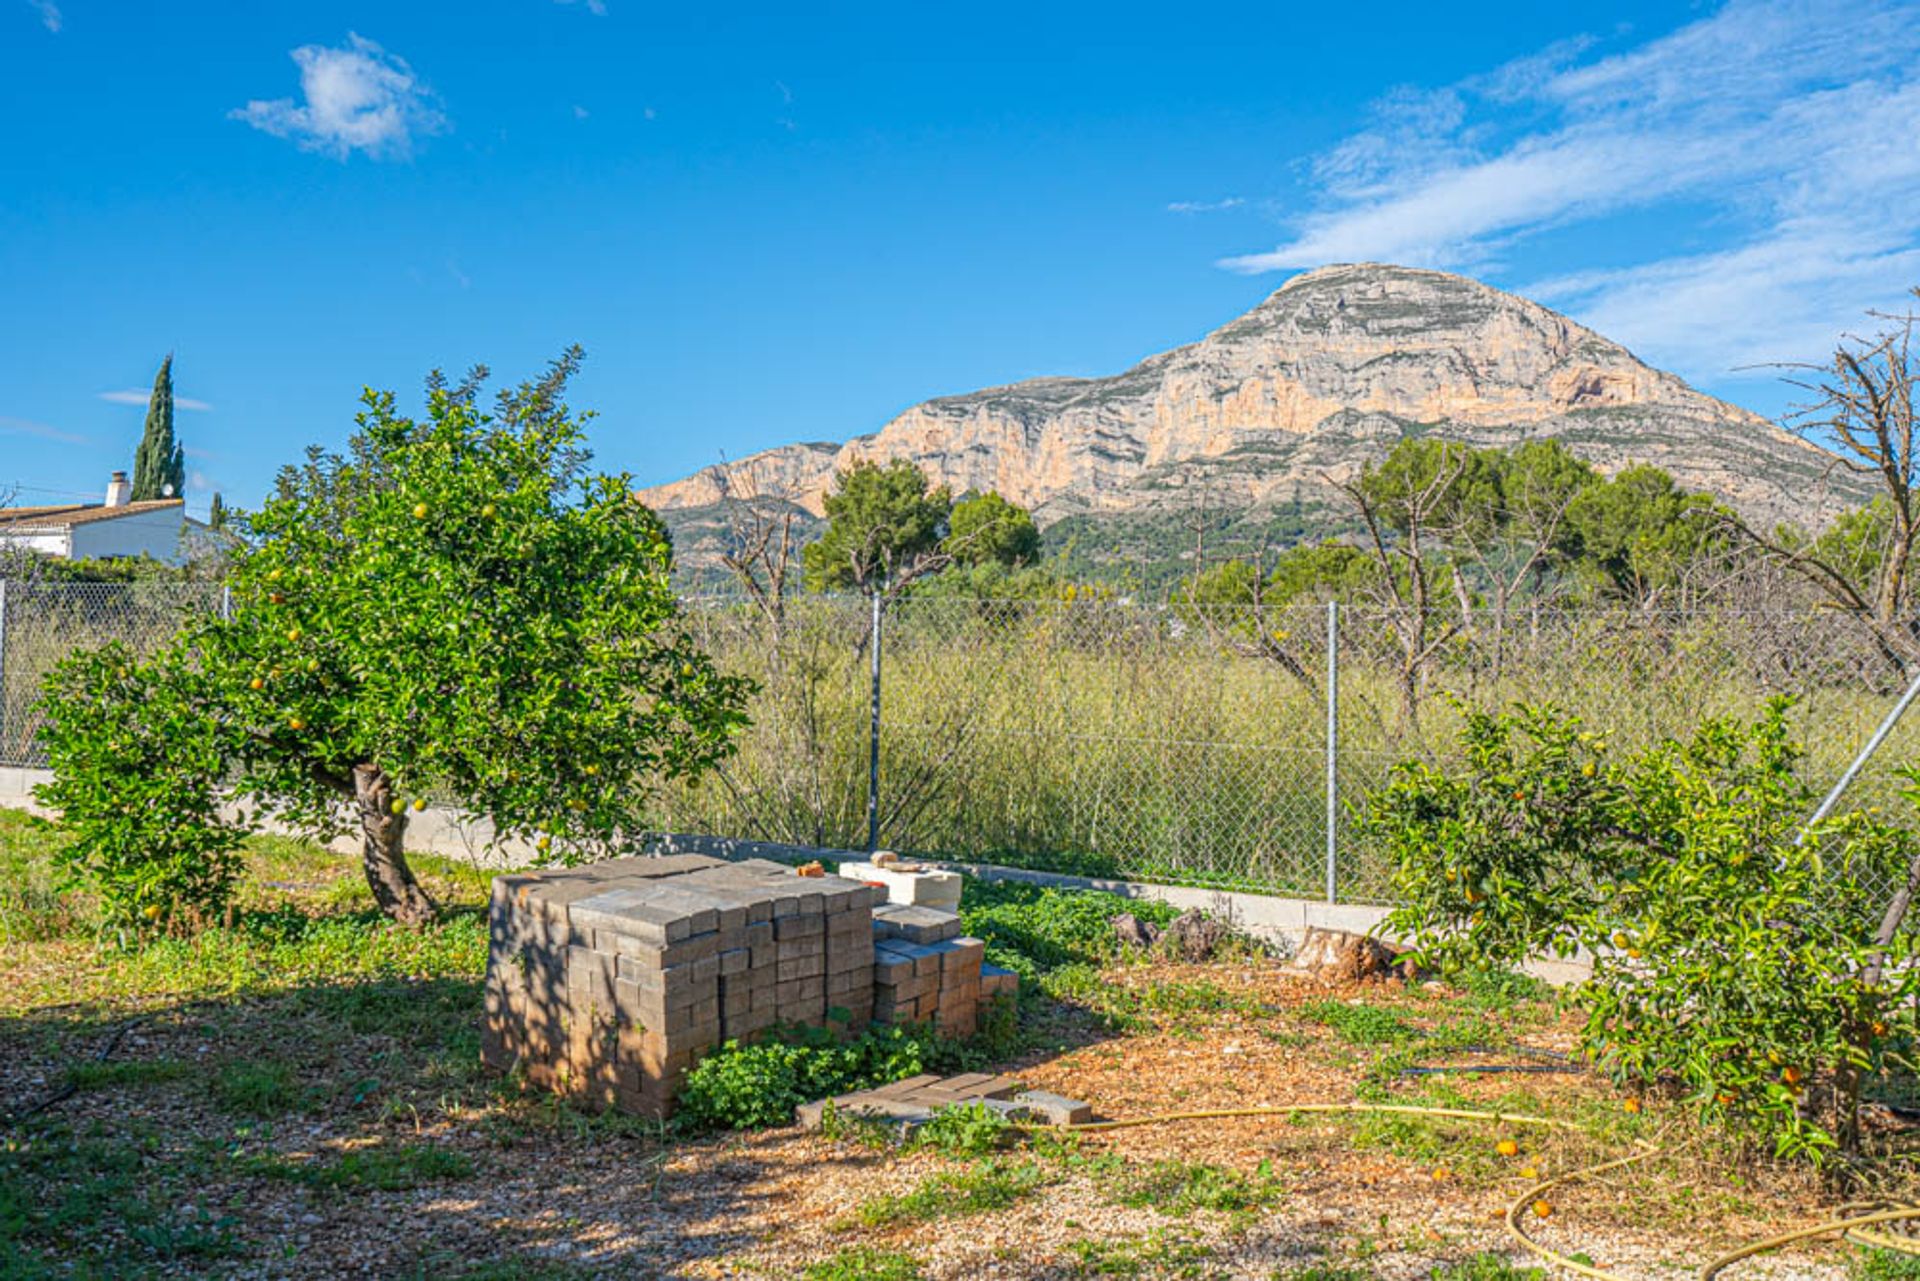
220,584,232,622
867,588,884,853
0,580,9,763
1325,598,1339,904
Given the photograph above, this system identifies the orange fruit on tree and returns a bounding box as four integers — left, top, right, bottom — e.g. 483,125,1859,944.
412,798,427,812
249,677,265,691
413,502,429,519
1782,1066,1803,1087
1873,1020,1890,1037
142,903,162,921
1623,1098,1641,1114
1532,1200,1553,1219
1717,1089,1737,1106
1496,1139,1520,1157
286,627,302,642
288,716,305,730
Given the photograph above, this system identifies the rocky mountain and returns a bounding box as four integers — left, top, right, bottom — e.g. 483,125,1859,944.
640,264,1864,573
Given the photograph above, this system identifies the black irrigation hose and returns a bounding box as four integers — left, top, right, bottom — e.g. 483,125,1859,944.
1,1018,144,1126
1396,1043,1579,1077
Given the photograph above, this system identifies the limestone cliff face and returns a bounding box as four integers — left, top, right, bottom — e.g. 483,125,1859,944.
637,263,1859,531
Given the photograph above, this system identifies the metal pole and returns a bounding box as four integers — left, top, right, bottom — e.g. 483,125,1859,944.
0,580,9,763
1325,598,1339,904
867,587,883,853
1799,663,1920,843
220,584,232,622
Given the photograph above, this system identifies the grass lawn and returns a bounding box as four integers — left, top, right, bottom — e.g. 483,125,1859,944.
0,807,1896,1279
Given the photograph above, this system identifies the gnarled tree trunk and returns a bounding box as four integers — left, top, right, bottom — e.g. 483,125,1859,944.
352,763,438,926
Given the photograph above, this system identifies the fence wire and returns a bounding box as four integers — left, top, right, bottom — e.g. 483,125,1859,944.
4,581,1917,905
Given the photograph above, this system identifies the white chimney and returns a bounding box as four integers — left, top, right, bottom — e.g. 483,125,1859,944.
105,471,131,507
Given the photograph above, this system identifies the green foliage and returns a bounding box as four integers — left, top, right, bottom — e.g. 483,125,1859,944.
1068,1231,1215,1278
1850,1246,1920,1280
803,459,951,592
1298,999,1418,1045
946,490,1041,568
1106,1158,1286,1217
210,1059,299,1116
249,1142,473,1191
915,1101,1012,1156
1564,464,1727,602
1432,1254,1544,1281
673,1022,935,1131
131,354,185,502
33,643,248,930
1371,698,1920,1161
957,878,1181,991
1357,438,1505,542
38,351,753,925
853,1158,1047,1227
803,1246,925,1281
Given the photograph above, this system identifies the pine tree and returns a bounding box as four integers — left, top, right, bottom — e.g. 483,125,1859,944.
208,492,227,530
131,355,186,501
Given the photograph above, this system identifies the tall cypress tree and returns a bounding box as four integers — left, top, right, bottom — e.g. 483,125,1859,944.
131,355,186,501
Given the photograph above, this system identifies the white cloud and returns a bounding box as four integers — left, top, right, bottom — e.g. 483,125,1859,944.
1220,0,1920,374
230,33,446,161
572,104,590,120
98,390,213,411
27,0,59,32
554,0,608,13
1168,197,1244,214
0,415,88,445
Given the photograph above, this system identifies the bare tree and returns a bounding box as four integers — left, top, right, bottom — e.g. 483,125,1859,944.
713,460,800,666
1726,292,1920,668
1331,441,1479,724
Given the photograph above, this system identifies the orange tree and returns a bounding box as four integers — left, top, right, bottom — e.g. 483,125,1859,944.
38,351,752,926
1368,699,1920,1163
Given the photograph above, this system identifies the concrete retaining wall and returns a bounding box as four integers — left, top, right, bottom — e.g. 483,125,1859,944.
1,769,1590,983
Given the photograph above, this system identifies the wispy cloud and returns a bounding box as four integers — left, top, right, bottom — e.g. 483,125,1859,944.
553,0,608,13
1168,197,1244,214
230,33,446,161
98,390,214,411
0,415,89,445
26,0,59,32
1220,0,1920,373
572,104,590,120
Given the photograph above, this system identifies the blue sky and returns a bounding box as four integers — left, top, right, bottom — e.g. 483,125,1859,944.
4,0,1918,518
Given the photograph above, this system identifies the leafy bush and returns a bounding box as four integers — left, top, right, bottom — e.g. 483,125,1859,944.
1368,698,1920,1161
915,1101,1012,1156
34,644,247,931
674,1023,935,1131
1299,999,1417,1045
959,879,1181,989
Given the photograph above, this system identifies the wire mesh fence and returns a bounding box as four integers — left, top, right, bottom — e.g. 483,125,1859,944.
0,581,224,768
4,579,1917,905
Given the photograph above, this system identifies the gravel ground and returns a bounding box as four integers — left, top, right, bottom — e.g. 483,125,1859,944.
0,956,1899,1279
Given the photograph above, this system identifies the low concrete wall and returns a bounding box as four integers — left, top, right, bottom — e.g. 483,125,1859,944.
1,773,1590,983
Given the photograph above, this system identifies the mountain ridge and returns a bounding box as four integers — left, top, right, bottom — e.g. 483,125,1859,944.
638,263,1862,548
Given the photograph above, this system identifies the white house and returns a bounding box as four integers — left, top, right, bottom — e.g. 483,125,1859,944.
0,472,191,564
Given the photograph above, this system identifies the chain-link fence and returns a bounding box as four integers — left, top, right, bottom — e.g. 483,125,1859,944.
0,581,224,767
5,580,1917,905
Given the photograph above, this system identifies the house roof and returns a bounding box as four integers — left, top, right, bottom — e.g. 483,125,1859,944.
0,499,185,532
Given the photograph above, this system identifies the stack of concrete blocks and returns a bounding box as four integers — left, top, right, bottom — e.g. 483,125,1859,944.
482,853,884,1116
870,903,1015,1038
